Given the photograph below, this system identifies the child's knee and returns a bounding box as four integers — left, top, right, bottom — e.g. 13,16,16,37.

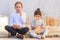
5,25,10,30
25,27,29,32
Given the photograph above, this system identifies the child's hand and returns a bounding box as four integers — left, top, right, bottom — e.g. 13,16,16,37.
33,26,37,29
12,25,17,29
40,26,45,29
34,26,43,34
13,25,21,29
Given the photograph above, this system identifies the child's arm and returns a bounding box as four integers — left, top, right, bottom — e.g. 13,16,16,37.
13,24,21,29
32,26,37,29
31,20,37,29
40,20,46,29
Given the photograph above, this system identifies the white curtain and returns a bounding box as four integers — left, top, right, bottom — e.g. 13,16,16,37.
39,0,60,18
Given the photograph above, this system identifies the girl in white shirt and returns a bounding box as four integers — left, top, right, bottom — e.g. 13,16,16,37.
5,2,29,39
29,8,48,39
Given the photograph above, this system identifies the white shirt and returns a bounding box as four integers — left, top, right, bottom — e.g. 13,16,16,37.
9,12,26,28
31,19,45,28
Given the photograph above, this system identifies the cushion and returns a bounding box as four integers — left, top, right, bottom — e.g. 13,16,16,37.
46,17,59,26
0,16,8,37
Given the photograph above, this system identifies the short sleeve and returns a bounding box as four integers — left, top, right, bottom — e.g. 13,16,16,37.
41,20,46,27
31,20,35,27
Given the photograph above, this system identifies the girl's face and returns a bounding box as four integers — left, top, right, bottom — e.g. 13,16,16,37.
34,15,41,20
15,3,22,12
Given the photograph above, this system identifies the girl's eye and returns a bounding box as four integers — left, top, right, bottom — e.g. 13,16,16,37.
36,16,39,17
16,7,21,8
15,6,18,8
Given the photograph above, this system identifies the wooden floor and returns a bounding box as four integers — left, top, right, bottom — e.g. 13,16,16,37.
0,38,60,40
23,38,60,40
0,38,21,40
